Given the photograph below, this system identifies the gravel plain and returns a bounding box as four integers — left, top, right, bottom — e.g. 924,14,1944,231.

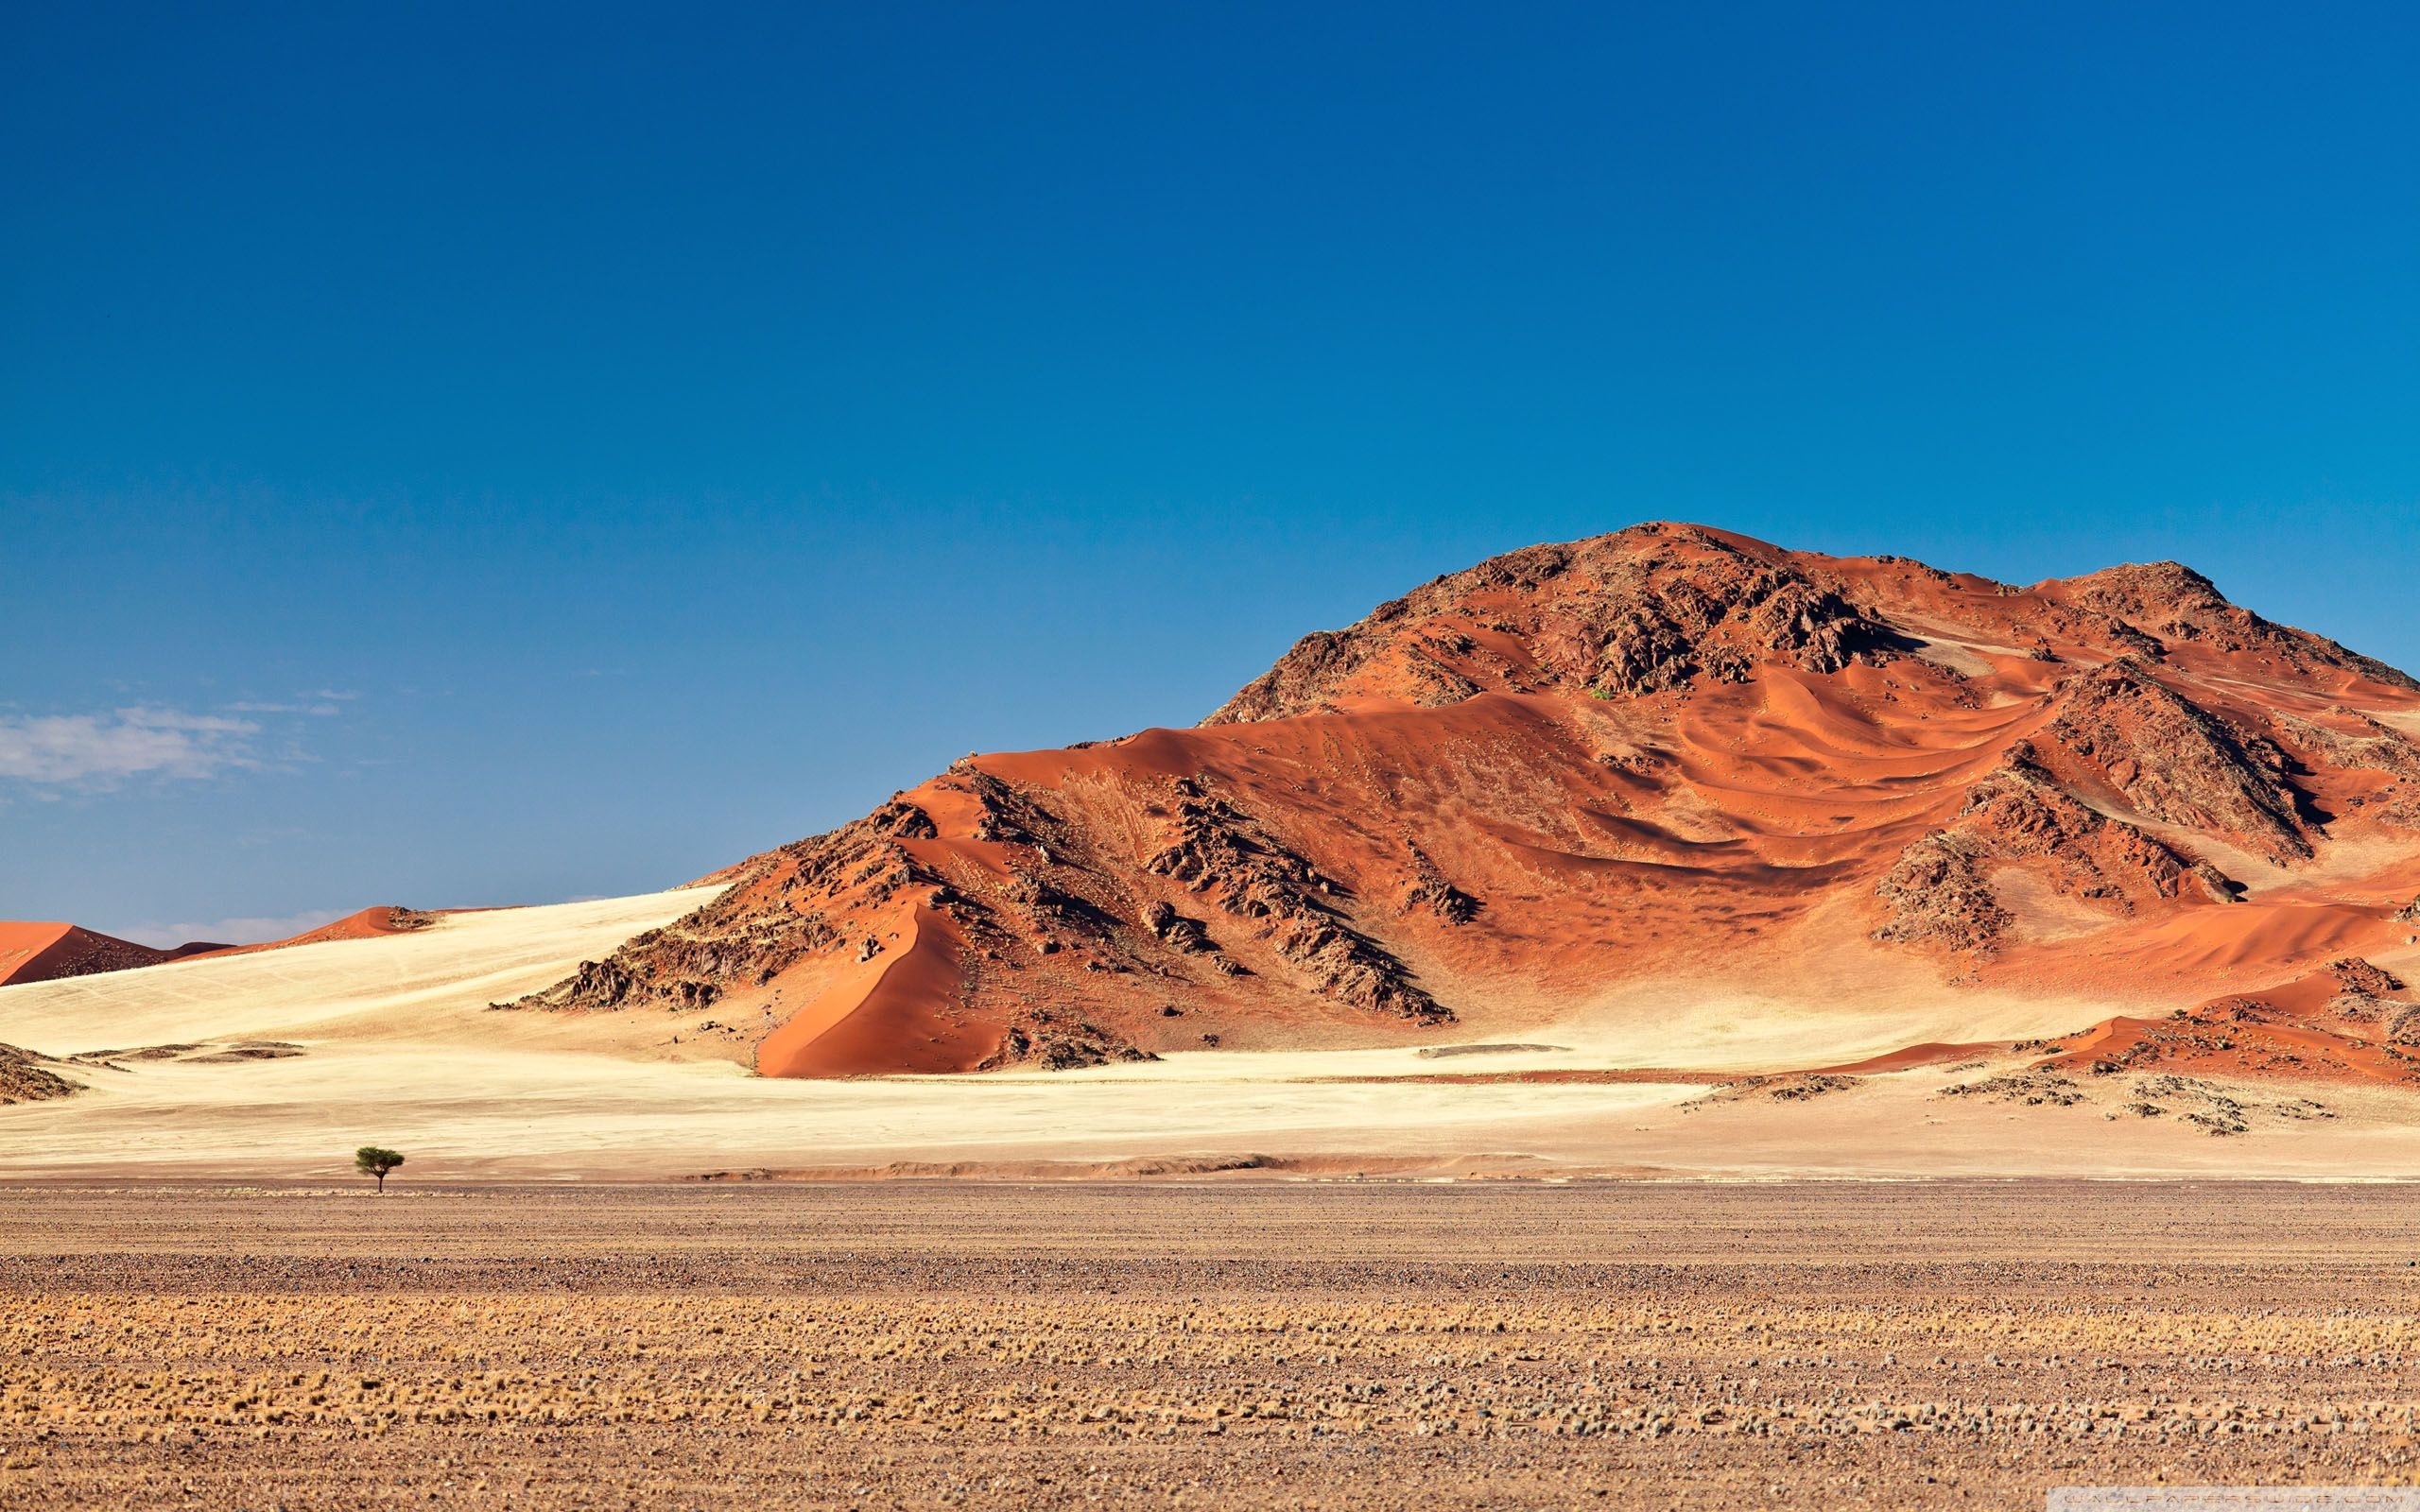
7,1180,2420,1508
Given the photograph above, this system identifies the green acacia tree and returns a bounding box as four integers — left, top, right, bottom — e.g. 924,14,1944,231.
354,1145,406,1193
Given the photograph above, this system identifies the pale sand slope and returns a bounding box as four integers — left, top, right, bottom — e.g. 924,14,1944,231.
5,888,2420,1180
0,890,727,1051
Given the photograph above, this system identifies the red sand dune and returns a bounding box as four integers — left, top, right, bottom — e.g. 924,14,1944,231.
0,922,193,988
2040,956,2420,1089
178,906,434,964
0,907,432,988
436,524,2420,1078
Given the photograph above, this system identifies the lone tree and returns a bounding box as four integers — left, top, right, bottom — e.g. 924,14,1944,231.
354,1145,406,1193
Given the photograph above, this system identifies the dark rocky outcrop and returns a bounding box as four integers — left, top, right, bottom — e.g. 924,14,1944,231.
0,1043,83,1105
2066,561,2420,692
1956,747,2235,910
1143,901,1219,954
975,1010,1159,1072
1402,845,1478,925
1145,780,1449,1022
1871,744,2240,957
1206,524,1913,722
1873,832,2013,954
2043,661,2315,864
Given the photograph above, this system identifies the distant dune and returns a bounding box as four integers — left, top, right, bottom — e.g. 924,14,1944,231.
0,906,436,988
0,922,211,988
179,905,437,962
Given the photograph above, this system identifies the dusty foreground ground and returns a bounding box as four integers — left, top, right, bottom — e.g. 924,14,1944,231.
8,1184,2420,1509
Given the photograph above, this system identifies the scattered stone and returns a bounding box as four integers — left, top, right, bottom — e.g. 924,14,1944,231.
1939,1072,2084,1107
0,1042,82,1104
976,1009,1158,1072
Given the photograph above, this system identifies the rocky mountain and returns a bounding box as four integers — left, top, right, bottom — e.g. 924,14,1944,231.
510,523,2420,1080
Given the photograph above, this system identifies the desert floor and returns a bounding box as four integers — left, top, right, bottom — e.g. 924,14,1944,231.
9,892,2420,1180
8,1181,2420,1509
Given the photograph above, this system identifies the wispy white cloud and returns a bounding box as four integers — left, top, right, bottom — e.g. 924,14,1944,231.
0,707,262,786
120,908,345,949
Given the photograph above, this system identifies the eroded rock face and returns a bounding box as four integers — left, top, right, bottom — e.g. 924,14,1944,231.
1143,901,1219,955
2042,661,2314,864
974,1010,1158,1072
1871,745,2239,958
2274,709,2420,784
1207,524,1913,722
1968,750,2237,902
2066,560,2420,691
0,1044,82,1105
1144,781,1449,1023
1874,833,2012,954
1401,845,1478,925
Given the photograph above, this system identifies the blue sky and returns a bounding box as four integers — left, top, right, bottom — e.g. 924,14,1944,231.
5,2,2417,941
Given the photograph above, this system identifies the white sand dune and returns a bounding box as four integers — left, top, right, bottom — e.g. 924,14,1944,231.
6,888,2420,1181
0,890,720,1052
